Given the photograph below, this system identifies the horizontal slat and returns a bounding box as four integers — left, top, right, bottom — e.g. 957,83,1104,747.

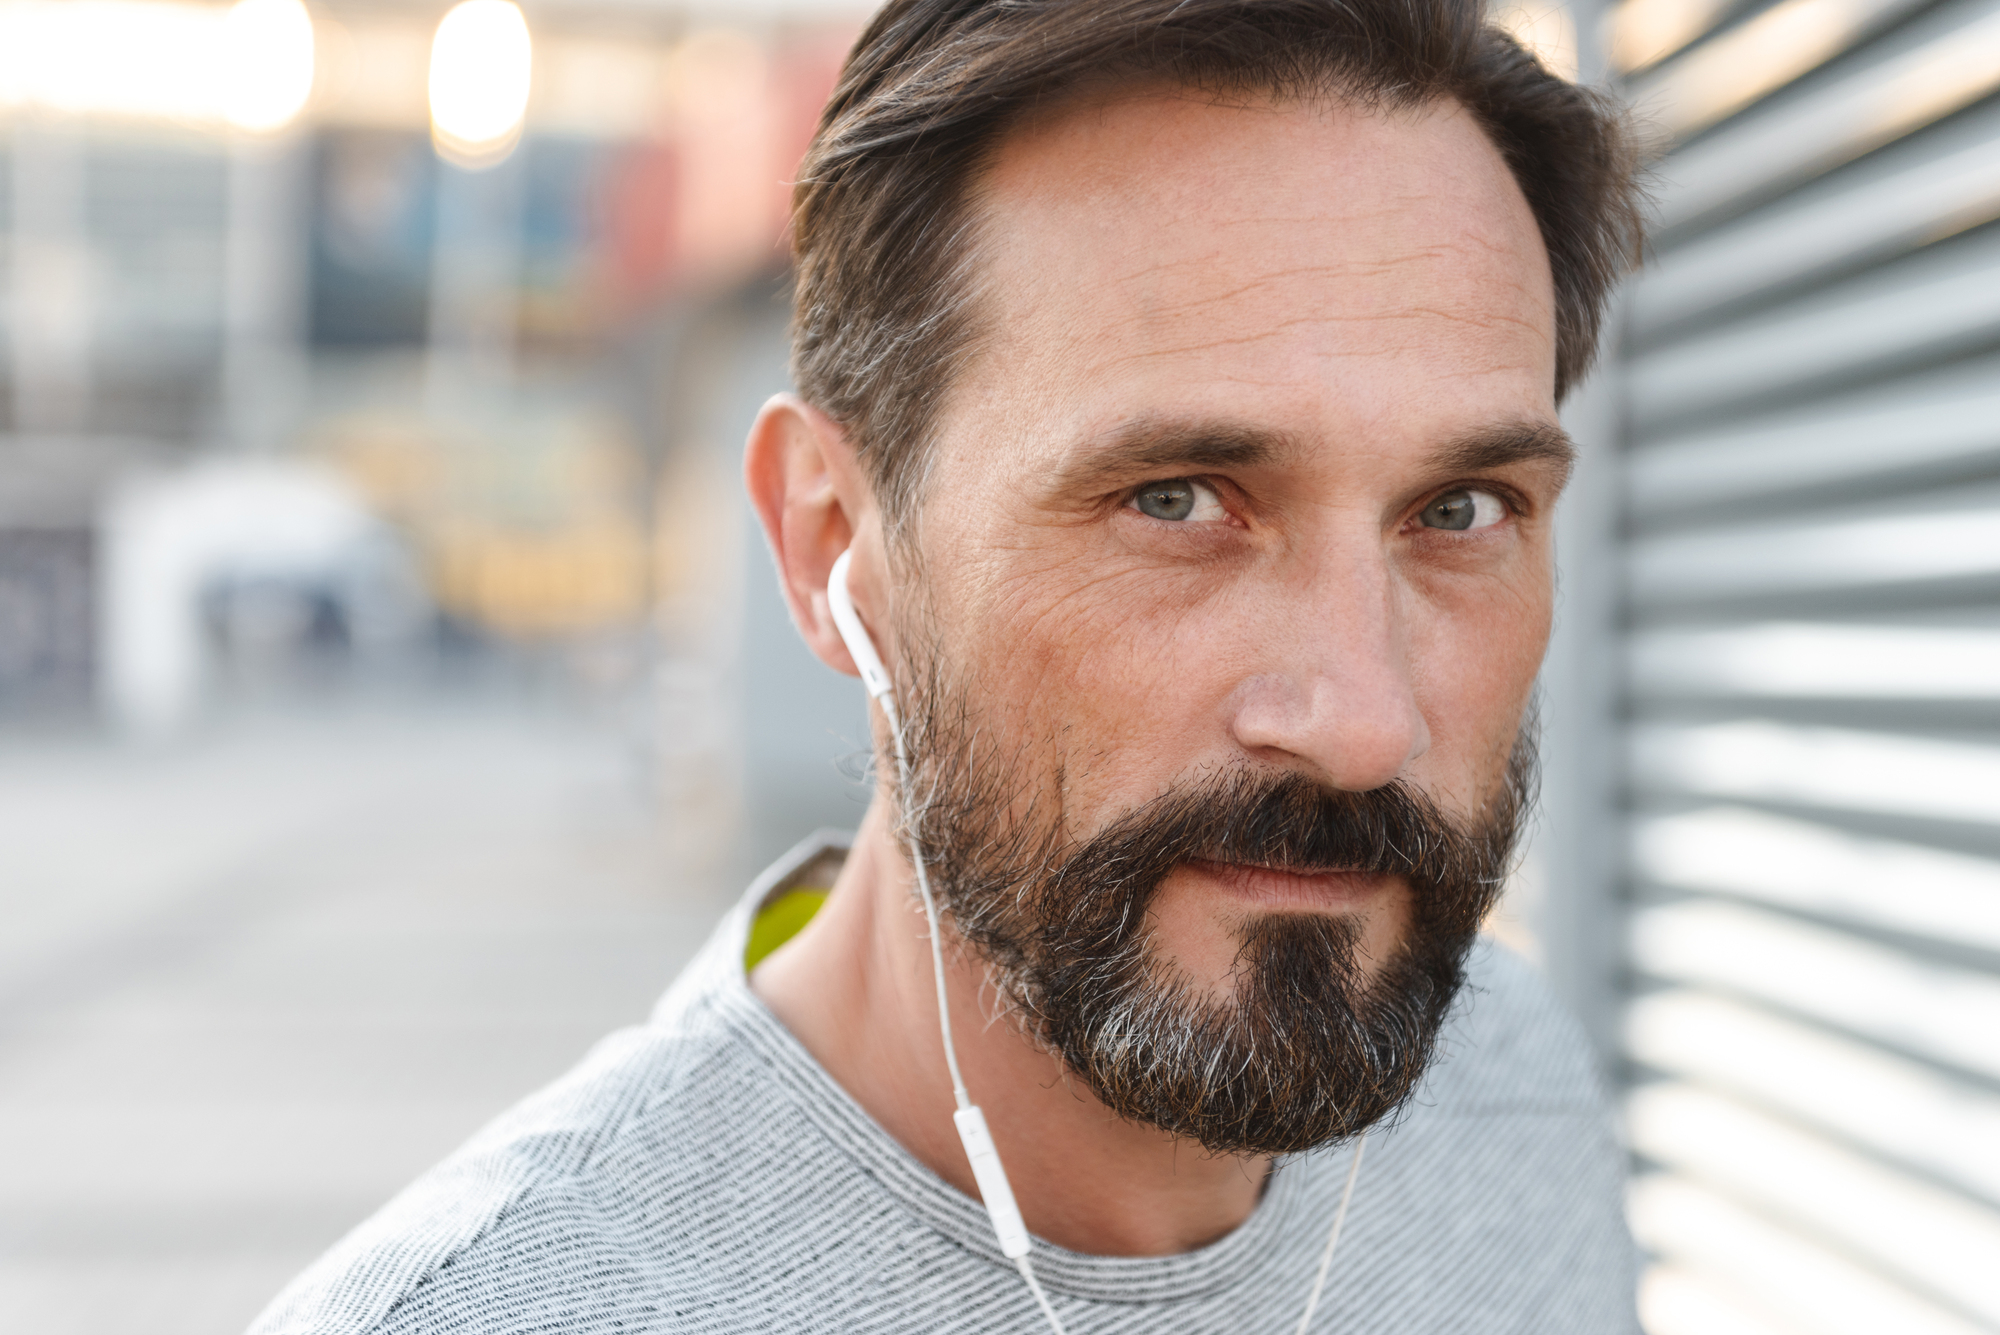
1629,502,2000,603
1631,117,2000,336
1628,989,2000,1204
1655,0,2000,231
1608,0,1737,76
1632,720,2000,826
1628,0,1932,144
1628,1082,2000,1322
1629,623,2000,701
1630,897,2000,1080
1628,234,2000,428
1633,804,2000,953
1628,1172,1989,1335
1639,1263,1800,1335
1624,7,2000,1329
1628,359,2000,512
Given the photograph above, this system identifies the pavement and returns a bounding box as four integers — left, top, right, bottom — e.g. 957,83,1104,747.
0,700,737,1335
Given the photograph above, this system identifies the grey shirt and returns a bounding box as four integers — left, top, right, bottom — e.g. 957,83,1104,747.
250,834,1640,1334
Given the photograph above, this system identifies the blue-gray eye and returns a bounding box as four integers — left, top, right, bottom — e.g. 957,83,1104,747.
1129,478,1224,522
1135,481,1196,520
1419,488,1505,531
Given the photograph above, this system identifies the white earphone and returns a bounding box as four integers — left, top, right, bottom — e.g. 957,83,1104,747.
828,549,1066,1332
825,548,1364,1335
827,549,894,704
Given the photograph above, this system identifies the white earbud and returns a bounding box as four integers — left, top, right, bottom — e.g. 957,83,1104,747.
827,549,894,701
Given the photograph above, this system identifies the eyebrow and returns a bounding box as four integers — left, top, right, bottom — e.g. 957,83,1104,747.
1429,421,1577,483
1050,415,1576,495
1050,419,1290,494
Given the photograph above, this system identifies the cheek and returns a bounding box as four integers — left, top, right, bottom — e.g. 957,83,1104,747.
941,559,1234,806
1404,559,1552,807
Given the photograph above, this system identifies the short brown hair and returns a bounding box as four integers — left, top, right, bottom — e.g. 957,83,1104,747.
791,0,1642,524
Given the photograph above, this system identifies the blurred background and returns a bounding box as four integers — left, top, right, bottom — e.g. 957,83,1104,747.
0,0,1992,1332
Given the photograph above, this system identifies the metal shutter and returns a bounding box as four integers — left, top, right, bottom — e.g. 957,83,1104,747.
1604,0,2000,1329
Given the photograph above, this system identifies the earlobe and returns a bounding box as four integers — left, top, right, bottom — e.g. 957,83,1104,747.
743,393,879,680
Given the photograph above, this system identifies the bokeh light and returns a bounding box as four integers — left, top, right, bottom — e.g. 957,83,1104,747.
429,0,534,168
0,0,312,128
0,0,220,120
221,0,315,132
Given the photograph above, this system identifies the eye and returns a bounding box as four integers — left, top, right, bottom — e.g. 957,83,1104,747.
1418,488,1506,532
1130,478,1226,522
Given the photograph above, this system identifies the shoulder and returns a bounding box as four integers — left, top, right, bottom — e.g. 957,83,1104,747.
245,936,756,1335
244,1023,685,1335
1422,935,1612,1116
1342,937,1641,1334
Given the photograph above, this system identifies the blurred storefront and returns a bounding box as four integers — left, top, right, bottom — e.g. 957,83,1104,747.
0,0,868,871
0,9,867,1331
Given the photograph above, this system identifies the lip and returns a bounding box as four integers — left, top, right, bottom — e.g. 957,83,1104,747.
1181,859,1395,912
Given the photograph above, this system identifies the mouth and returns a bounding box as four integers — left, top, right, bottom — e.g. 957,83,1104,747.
1181,859,1398,913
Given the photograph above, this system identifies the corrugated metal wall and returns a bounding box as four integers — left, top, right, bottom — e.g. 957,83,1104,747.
1606,0,2000,1329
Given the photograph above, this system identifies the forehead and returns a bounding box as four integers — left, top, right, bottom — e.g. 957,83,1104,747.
949,87,1555,457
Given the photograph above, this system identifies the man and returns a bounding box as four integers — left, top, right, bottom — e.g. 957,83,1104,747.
253,1,1643,1330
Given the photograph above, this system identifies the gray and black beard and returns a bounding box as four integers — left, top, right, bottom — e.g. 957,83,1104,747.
893,644,1534,1158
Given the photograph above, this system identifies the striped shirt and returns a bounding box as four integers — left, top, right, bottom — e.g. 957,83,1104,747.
249,833,1640,1334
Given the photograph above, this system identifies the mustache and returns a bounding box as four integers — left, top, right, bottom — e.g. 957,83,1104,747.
1026,764,1525,925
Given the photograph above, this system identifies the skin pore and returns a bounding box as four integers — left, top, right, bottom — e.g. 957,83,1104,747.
744,86,1567,1258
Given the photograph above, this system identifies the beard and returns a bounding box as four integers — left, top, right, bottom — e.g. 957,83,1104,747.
891,633,1534,1159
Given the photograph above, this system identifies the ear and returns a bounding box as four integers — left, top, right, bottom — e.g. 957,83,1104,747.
744,394,885,680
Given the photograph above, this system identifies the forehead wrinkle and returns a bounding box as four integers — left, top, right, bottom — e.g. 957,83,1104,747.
1086,305,1529,372
1107,254,1466,322
1107,242,1466,288
1403,306,1550,335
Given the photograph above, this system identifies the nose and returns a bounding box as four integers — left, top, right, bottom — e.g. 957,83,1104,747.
1225,557,1431,792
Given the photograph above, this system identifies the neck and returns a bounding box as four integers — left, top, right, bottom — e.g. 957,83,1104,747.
751,799,1271,1257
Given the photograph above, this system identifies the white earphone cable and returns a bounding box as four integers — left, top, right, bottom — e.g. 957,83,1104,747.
881,693,1068,1333
880,692,973,1111
1294,1131,1369,1335
1015,1255,1070,1335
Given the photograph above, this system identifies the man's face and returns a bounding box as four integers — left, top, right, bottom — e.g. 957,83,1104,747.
889,89,1564,1149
